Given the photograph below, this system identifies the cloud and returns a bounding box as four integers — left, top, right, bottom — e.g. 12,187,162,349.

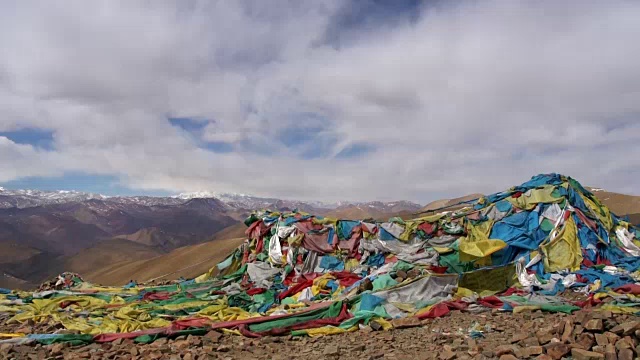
0,0,639,202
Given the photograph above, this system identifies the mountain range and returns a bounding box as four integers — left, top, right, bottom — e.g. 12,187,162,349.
0,188,422,288
0,185,638,289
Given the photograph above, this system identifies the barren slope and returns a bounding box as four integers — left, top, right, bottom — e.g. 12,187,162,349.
82,237,245,285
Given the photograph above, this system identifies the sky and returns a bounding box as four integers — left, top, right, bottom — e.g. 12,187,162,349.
1,0,640,203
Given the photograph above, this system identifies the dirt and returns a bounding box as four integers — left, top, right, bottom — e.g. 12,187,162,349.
2,308,639,360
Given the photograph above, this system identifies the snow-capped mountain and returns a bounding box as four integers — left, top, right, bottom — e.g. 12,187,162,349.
0,188,107,208
0,187,423,213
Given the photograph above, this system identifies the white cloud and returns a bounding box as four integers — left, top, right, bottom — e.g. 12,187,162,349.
0,0,639,203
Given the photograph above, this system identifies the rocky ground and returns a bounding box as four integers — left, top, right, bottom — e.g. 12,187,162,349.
2,309,640,360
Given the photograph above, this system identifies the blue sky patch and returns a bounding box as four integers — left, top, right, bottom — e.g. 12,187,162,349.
169,117,208,134
0,173,171,196
0,128,54,150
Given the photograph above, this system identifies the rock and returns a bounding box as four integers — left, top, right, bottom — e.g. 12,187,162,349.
535,355,553,360
204,331,223,343
439,347,456,360
610,322,640,336
49,343,65,355
183,353,193,360
112,338,123,346
562,319,574,343
187,335,202,347
576,333,595,350
391,317,422,329
352,344,366,352
217,345,231,352
605,332,620,345
495,345,515,356
598,310,613,319
0,344,12,354
370,320,384,331
586,319,605,332
323,345,340,357
514,347,527,358
526,346,544,356
511,333,529,343
618,348,633,360
537,328,554,344
173,340,190,349
595,333,609,347
575,311,590,324
615,338,633,351
571,348,605,360
523,337,540,347
367,353,385,360
130,347,139,356
499,355,518,360
545,343,571,360
604,344,617,360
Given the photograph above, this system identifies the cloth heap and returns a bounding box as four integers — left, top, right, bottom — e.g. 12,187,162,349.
1,173,640,346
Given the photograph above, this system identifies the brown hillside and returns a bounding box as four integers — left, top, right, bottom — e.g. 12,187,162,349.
628,213,640,225
62,238,162,276
210,222,249,240
420,193,483,213
82,237,245,286
588,189,640,216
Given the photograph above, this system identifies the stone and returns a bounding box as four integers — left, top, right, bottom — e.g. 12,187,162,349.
204,331,223,343
545,343,571,360
49,343,65,355
513,347,527,358
439,348,456,360
370,320,384,331
604,332,620,345
526,346,544,356
523,337,540,347
571,348,605,360
183,353,193,360
597,310,613,320
610,322,640,336
173,340,190,349
535,355,553,360
495,345,515,356
595,333,609,347
604,344,617,360
0,344,12,354
618,348,633,360
586,319,605,332
130,347,139,356
323,345,340,357
615,338,633,351
499,355,518,360
391,317,422,329
537,328,555,345
577,333,595,350
562,319,574,343
511,333,529,343
187,335,202,347
217,345,231,352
